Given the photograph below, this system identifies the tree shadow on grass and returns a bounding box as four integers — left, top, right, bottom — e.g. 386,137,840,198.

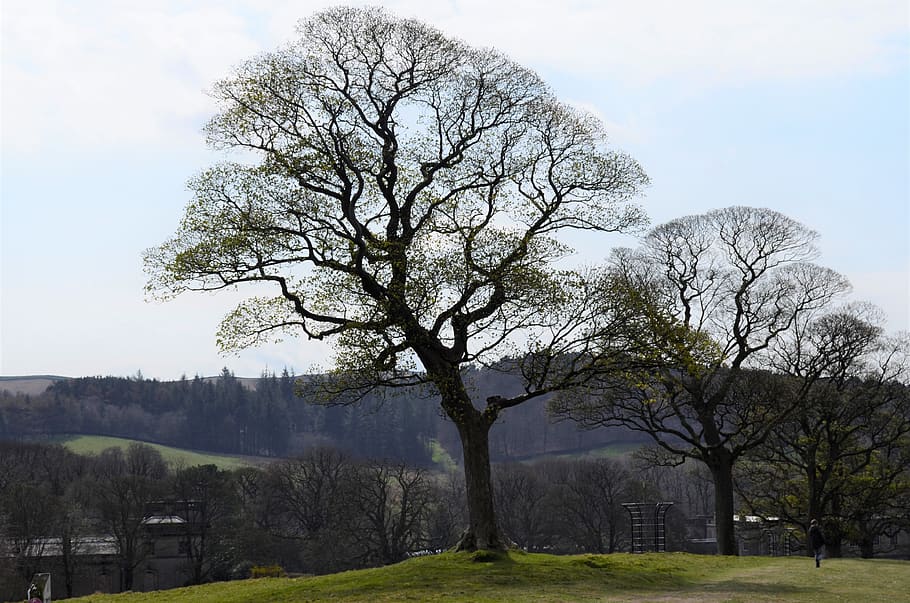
701,579,814,596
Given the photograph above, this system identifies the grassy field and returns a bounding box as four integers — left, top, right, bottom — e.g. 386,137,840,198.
51,434,266,470
64,551,909,603
547,442,644,461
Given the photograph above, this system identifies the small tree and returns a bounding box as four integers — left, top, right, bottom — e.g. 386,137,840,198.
492,463,552,551
266,448,359,573
547,458,632,554
92,444,167,591
170,464,238,583
553,207,850,554
348,461,434,565
145,6,648,549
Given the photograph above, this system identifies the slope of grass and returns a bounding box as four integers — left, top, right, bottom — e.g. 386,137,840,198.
64,551,910,603
427,438,458,472
549,442,644,461
52,434,266,470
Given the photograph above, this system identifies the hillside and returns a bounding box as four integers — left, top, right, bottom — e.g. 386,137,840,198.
0,375,68,396
63,551,910,603
0,369,647,467
50,434,267,470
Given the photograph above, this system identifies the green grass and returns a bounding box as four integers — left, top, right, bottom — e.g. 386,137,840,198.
63,551,910,602
428,438,458,472
576,442,644,459
51,434,265,470
533,442,644,463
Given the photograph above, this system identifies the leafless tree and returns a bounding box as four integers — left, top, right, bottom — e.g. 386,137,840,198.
492,463,552,551
554,207,850,554
348,461,434,564
546,458,632,553
91,444,167,591
266,448,360,572
170,464,238,583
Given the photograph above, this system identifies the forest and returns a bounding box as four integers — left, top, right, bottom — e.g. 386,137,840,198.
1,357,909,599
0,439,699,599
0,368,641,465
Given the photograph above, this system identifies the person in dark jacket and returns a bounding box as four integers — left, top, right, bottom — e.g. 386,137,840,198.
808,519,826,567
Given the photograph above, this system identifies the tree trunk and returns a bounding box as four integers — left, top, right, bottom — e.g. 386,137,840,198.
121,563,133,591
451,407,504,551
423,357,505,552
707,450,738,556
62,538,76,597
827,497,843,558
825,524,843,558
859,536,874,558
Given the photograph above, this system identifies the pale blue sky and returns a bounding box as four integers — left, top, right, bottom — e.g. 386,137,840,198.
2,0,908,379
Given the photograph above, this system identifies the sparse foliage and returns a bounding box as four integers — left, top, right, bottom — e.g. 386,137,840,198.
553,206,851,554
144,6,648,548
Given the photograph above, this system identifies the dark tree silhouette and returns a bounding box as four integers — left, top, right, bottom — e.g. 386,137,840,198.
554,207,850,555
738,305,910,557
170,464,238,583
92,444,167,590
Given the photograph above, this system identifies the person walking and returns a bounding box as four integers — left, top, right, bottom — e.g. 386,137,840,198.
808,519,826,567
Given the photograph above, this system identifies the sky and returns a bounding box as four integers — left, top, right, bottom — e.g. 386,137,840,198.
1,0,908,380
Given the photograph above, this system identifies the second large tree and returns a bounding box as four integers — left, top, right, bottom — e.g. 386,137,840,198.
553,206,851,555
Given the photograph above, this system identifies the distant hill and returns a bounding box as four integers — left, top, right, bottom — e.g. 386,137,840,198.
0,375,69,395
1,374,264,393
0,369,649,466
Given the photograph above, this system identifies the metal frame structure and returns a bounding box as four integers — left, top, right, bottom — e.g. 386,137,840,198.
623,502,674,553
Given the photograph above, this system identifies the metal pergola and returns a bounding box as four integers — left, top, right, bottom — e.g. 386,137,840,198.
623,502,674,553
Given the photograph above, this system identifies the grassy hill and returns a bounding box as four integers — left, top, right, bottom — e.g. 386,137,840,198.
49,434,640,472
50,434,267,470
64,551,909,603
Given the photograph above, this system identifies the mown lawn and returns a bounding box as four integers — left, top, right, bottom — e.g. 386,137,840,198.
65,551,910,603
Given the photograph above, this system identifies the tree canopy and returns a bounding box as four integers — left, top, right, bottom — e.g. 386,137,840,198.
553,206,852,554
145,6,649,549
738,304,910,557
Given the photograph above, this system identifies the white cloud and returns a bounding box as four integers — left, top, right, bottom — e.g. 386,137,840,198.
2,1,261,153
3,0,906,155
415,0,909,83
846,270,910,334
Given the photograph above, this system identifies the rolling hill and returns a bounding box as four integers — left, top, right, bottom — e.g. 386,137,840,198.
61,551,910,603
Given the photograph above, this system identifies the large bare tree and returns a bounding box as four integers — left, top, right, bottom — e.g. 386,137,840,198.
145,7,648,549
553,206,850,555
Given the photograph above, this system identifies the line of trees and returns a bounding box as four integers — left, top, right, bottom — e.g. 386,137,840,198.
0,368,438,464
735,306,910,557
0,440,683,599
138,5,909,555
3,365,906,598
0,370,438,463
549,207,910,555
0,368,643,466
